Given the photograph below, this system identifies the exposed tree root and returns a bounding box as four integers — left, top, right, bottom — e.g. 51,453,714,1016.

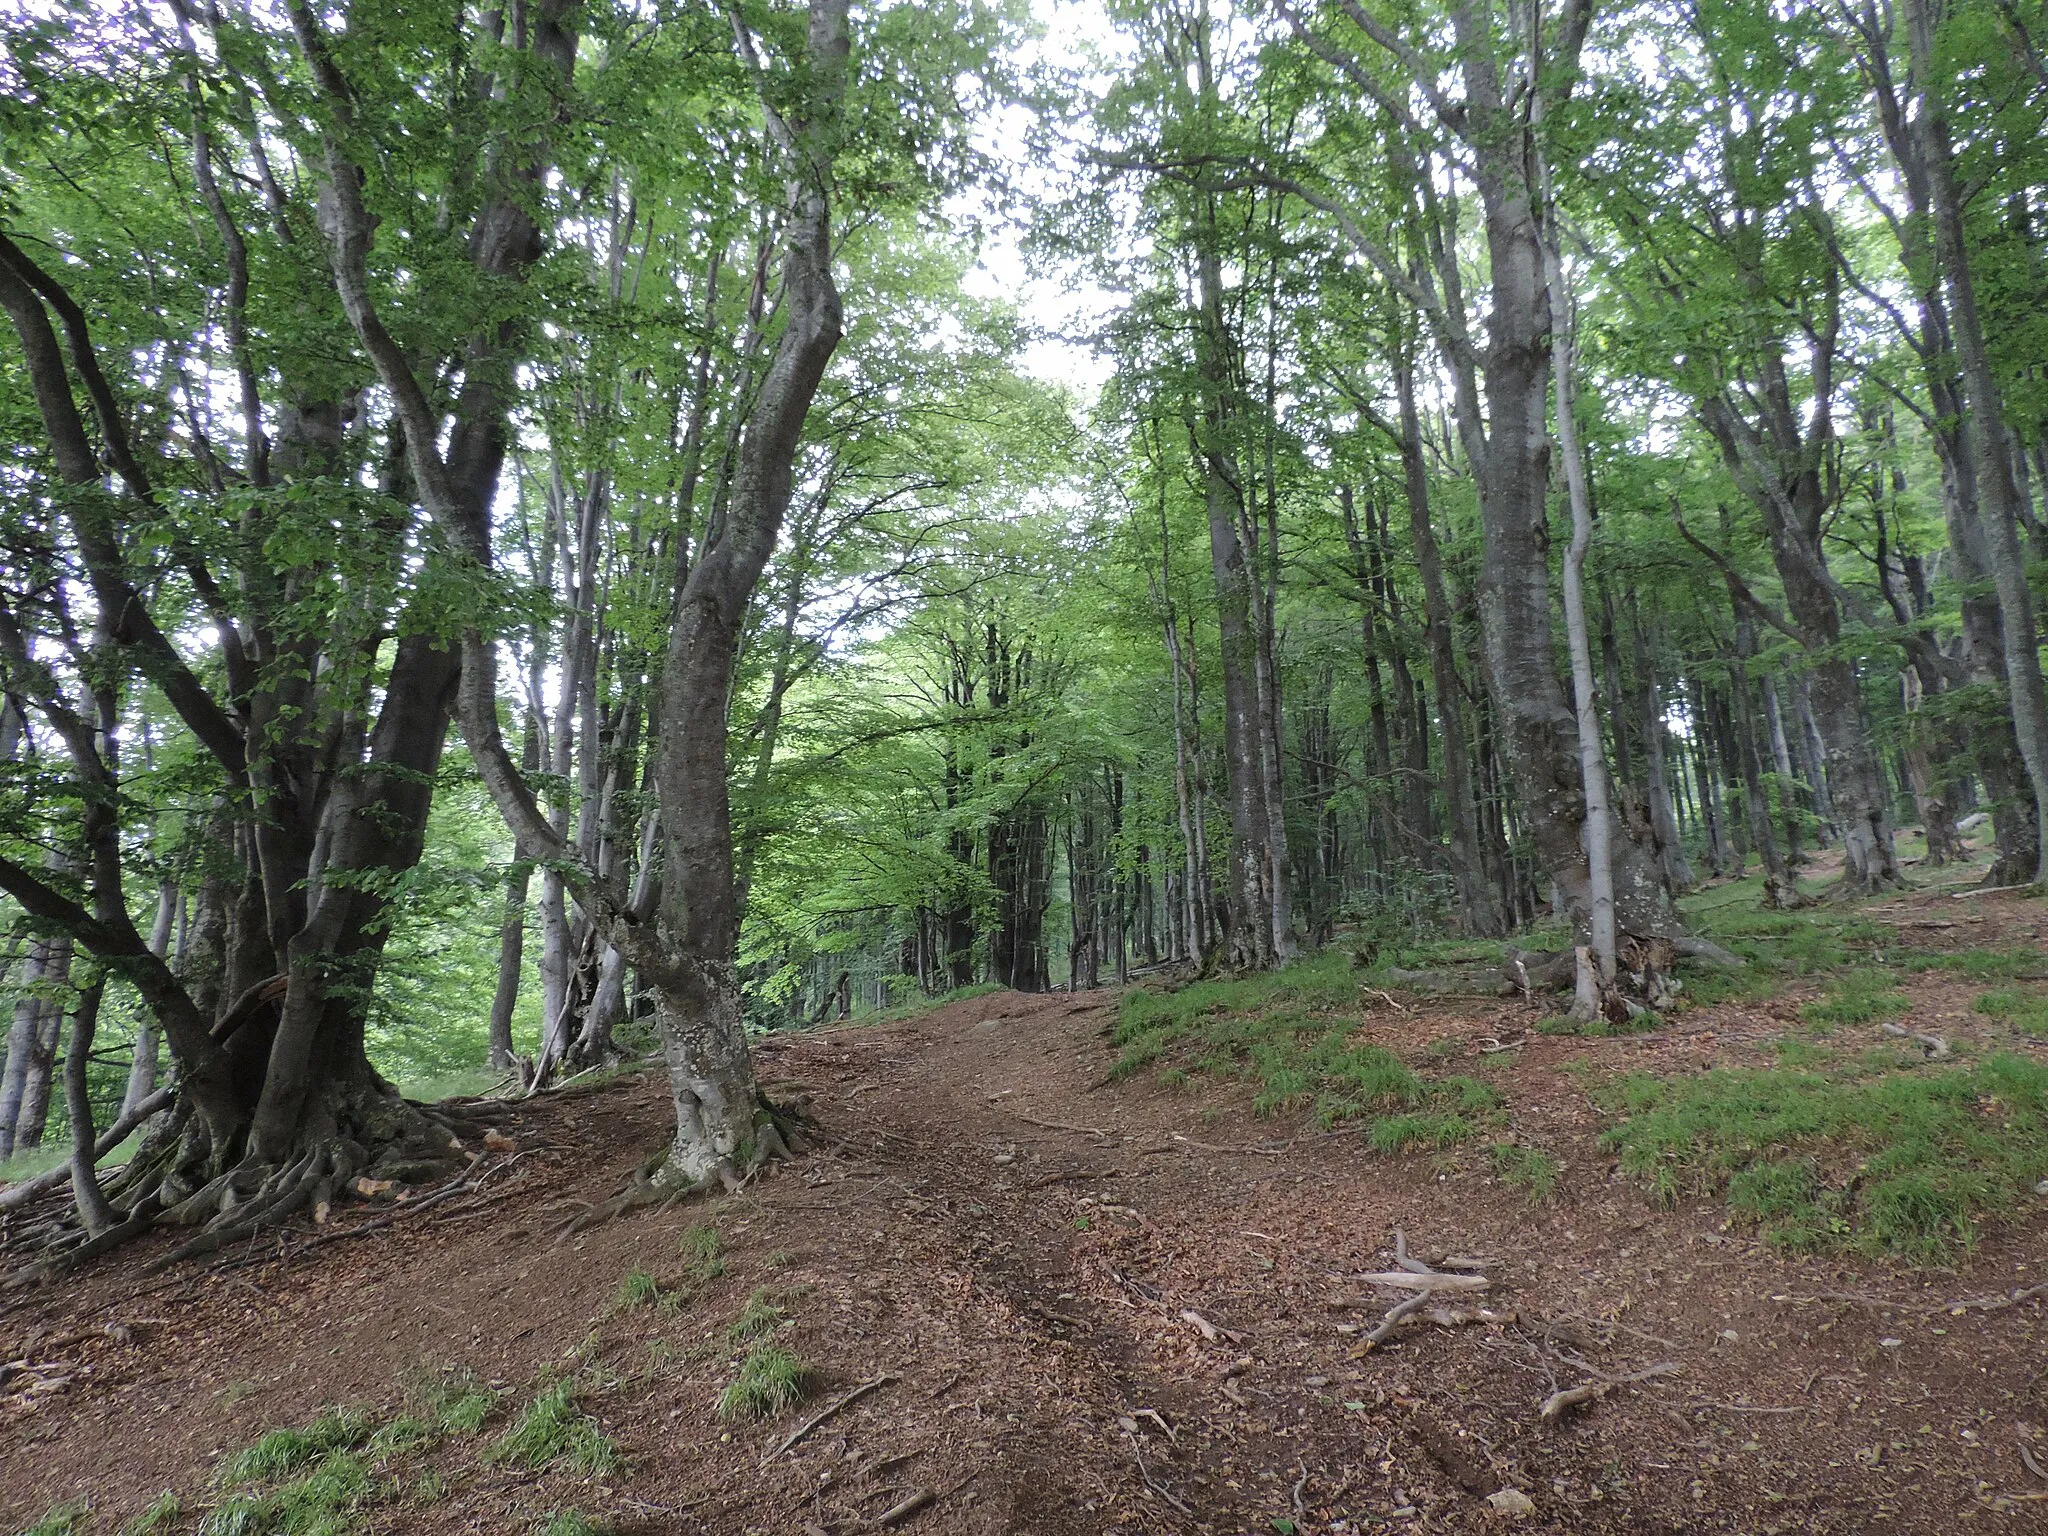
556,1095,814,1241
1,1074,475,1282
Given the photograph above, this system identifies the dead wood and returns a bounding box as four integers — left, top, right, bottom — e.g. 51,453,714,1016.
1125,1433,1195,1515
765,1372,897,1463
1363,1290,1433,1345
1179,1307,1243,1343
1539,1358,1680,1423
1880,1021,1951,1059
870,1487,934,1527
998,1106,1116,1139
1351,1270,1492,1292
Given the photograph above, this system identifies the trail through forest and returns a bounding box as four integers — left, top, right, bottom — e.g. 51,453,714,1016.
4,882,2044,1535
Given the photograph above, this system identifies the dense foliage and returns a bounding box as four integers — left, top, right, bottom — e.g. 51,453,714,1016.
0,0,2044,1214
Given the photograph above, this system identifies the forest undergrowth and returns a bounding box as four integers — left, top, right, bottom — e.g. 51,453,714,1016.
9,865,2044,1536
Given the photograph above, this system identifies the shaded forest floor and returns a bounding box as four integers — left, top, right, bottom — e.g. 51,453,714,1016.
4,874,2048,1534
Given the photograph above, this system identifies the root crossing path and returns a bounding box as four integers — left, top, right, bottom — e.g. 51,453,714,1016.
4,982,2043,1533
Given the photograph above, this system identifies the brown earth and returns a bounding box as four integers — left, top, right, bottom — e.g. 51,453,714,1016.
3,883,2046,1535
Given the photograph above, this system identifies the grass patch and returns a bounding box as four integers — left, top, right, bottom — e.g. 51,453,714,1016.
1799,968,1911,1029
613,1265,661,1311
1367,1112,1473,1153
121,1495,181,1536
199,1451,373,1536
1491,1143,1561,1206
0,1132,140,1188
16,1504,85,1536
1676,891,1897,1006
489,1381,619,1476
219,1407,375,1486
680,1222,724,1280
1976,987,2048,1037
395,1068,508,1103
1597,1050,2048,1257
727,1288,786,1345
1112,952,1503,1145
1530,1011,1660,1039
539,1514,619,1536
1909,947,2043,982
716,1344,813,1421
398,1364,498,1435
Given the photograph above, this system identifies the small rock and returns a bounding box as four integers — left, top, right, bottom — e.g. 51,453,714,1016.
1486,1489,1537,1517
1305,1375,1329,1388
2034,1179,2047,1196
1880,1337,1904,1348
1720,1329,1739,1342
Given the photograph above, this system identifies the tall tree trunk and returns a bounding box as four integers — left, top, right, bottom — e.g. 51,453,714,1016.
64,980,118,1234
120,885,176,1117
1904,0,2048,883
1535,128,1619,994
1194,236,1280,969
1628,602,1695,892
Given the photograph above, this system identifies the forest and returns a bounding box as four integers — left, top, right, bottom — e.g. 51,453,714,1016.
1,0,2046,1531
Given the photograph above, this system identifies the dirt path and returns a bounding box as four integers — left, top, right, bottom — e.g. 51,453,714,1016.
4,900,2047,1533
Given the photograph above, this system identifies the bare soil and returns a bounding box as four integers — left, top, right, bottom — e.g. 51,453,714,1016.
3,883,2046,1534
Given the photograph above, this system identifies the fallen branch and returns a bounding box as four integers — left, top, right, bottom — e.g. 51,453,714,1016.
1126,1433,1195,1515
1025,1169,1115,1189
1351,1270,1492,1293
1770,1283,2048,1316
2019,1436,2048,1484
1179,1308,1235,1342
871,1487,934,1527
1539,1359,1679,1423
1163,1132,1284,1156
1880,1021,1951,1059
1955,884,2035,899
1363,1290,1433,1345
765,1372,897,1463
1000,1107,1116,1139
1668,935,1745,968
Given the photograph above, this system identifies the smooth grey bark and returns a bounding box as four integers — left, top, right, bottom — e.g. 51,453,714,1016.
1534,105,1617,992
0,939,54,1160
1274,0,1678,950
451,0,854,1185
64,980,118,1234
120,884,176,1117
12,954,68,1153
1841,2,2035,882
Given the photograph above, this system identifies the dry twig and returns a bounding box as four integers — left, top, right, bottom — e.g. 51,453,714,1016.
764,1372,897,1463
